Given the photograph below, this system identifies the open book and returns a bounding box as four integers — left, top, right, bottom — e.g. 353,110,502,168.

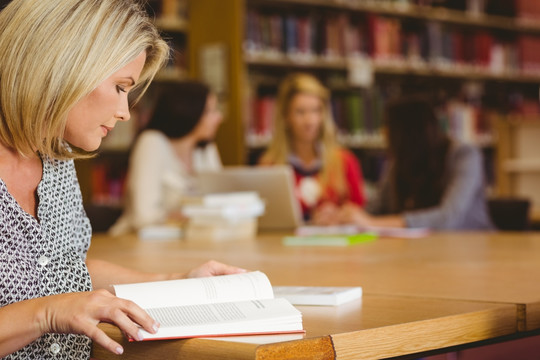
114,271,304,341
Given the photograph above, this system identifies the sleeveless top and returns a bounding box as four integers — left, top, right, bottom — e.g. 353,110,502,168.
0,156,93,359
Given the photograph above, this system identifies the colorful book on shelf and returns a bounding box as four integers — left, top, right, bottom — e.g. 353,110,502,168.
254,96,276,136
285,15,298,55
346,93,364,134
273,286,362,306
114,271,304,341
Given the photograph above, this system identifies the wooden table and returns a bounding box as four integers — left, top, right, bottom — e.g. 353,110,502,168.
88,231,540,359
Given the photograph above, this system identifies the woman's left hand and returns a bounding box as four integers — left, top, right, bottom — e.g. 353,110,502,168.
337,203,374,226
184,260,247,279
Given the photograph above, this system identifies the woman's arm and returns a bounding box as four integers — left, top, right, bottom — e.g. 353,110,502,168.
403,144,484,229
0,290,158,357
128,132,169,227
87,259,247,291
0,258,246,357
337,203,406,228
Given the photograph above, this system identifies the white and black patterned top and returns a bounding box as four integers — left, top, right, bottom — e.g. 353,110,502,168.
0,156,93,359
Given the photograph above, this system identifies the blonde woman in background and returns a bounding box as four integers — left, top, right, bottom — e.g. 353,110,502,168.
259,73,366,224
0,0,243,358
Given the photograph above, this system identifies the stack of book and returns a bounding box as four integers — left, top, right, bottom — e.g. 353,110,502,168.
182,192,265,241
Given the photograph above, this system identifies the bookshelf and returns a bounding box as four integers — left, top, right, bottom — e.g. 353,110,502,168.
494,115,540,221
77,0,191,206
245,55,540,84
189,0,540,199
247,0,540,34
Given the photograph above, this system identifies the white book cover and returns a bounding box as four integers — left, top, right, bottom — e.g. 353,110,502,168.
272,286,362,306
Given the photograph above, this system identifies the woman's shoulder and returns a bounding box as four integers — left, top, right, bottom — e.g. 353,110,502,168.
449,141,481,160
132,130,170,151
447,141,483,172
336,147,359,164
137,129,168,143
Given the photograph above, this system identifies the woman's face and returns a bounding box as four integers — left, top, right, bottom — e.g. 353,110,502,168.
64,51,147,151
191,93,223,141
286,93,324,145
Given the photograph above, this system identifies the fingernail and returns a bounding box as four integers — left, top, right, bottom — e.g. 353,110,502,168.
116,346,124,355
152,322,160,333
137,330,144,341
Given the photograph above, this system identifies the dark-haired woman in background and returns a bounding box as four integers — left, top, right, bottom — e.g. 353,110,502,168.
111,80,223,235
339,96,494,230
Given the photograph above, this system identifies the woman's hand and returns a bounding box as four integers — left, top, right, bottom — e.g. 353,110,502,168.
41,290,159,355
184,260,247,279
337,204,406,228
312,202,341,225
337,203,374,226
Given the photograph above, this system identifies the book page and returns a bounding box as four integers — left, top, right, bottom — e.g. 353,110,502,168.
140,298,303,340
114,271,274,309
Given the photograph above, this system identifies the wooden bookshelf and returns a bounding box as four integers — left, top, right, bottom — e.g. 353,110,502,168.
246,55,540,84
494,115,540,221
249,0,540,34
154,17,189,34
247,131,495,150
190,0,540,182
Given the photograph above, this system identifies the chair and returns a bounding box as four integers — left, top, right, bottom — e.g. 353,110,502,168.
84,204,123,233
487,197,531,231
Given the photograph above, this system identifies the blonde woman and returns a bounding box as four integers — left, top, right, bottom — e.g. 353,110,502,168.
259,73,366,225
0,0,243,358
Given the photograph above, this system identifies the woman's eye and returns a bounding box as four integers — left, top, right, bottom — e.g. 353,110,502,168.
116,85,127,93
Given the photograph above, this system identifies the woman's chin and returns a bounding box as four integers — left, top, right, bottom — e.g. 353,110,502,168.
72,139,102,152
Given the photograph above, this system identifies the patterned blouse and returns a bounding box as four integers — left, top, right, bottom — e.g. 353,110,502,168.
0,156,93,359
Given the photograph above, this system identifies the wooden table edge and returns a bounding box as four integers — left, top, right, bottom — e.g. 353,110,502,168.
331,303,517,360
92,323,336,360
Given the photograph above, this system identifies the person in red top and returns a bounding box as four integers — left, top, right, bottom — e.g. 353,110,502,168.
258,73,365,224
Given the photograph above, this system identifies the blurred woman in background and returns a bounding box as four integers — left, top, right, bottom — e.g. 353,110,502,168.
340,96,494,230
111,80,223,235
259,73,366,225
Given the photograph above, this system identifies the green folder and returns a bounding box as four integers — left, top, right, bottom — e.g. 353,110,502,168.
283,233,377,246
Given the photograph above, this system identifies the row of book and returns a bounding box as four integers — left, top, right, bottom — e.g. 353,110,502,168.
245,10,540,75
246,89,494,148
287,0,539,20
90,160,127,207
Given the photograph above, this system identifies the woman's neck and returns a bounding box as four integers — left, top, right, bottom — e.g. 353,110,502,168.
291,140,318,167
0,143,42,218
170,135,197,173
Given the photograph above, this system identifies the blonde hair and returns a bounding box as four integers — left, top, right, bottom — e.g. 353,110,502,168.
260,73,346,196
0,0,169,159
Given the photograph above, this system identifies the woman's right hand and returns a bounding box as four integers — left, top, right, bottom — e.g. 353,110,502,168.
312,202,341,225
40,289,159,355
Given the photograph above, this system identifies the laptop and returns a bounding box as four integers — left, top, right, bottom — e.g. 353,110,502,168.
196,165,303,231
